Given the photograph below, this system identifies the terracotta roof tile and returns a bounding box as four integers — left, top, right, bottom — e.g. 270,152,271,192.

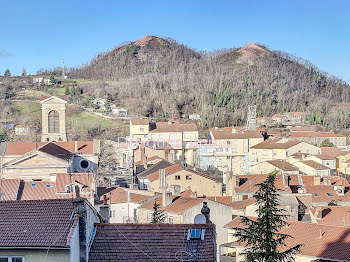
251,140,301,149
130,117,149,125
100,187,153,204
235,174,291,193
21,181,72,200
149,122,198,133
210,129,263,140
4,141,94,155
0,179,21,200
305,185,350,202
299,160,329,170
88,223,216,262
290,131,345,138
266,160,299,171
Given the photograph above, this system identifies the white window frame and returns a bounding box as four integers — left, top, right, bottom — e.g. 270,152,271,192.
0,257,25,262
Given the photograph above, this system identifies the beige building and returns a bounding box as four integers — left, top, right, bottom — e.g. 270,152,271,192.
137,161,222,197
41,96,67,142
249,159,299,175
249,139,321,166
208,128,264,176
130,119,199,166
321,147,350,175
294,160,330,177
129,118,150,140
0,141,99,180
289,131,347,147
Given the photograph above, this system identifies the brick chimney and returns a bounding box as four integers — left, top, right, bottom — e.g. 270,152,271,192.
99,195,110,223
143,156,148,169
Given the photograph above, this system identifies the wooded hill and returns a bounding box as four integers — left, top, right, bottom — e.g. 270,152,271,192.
68,36,350,131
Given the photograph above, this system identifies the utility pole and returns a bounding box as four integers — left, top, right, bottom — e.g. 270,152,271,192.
62,59,65,78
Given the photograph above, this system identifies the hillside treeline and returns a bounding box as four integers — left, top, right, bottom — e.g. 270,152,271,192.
67,37,350,131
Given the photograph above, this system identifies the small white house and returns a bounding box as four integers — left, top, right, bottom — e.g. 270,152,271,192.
14,125,32,136
189,113,201,120
112,106,128,117
92,98,106,107
33,76,51,84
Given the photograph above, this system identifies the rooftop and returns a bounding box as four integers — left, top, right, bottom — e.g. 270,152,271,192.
0,199,75,248
226,217,350,261
88,223,216,262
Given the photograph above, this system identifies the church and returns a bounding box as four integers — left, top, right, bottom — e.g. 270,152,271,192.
0,96,100,181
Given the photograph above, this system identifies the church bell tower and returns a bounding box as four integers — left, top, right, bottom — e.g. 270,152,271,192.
41,96,67,142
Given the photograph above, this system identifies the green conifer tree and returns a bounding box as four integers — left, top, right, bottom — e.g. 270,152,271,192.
150,200,165,224
233,172,302,261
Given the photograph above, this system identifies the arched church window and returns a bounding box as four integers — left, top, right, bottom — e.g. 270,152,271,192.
48,110,60,133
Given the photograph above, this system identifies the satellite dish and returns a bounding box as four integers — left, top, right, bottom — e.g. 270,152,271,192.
194,214,206,224
334,186,338,191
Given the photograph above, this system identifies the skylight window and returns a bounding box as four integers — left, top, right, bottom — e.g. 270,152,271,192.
314,193,319,196
187,229,206,240
31,183,36,187
327,193,333,196
46,184,53,188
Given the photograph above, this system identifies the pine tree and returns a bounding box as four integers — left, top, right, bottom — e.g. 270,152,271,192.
150,199,165,224
233,172,302,262
4,69,11,77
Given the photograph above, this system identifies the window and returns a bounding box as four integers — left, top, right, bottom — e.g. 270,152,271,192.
186,175,192,180
314,193,319,197
327,193,333,196
110,210,116,218
140,126,145,132
168,216,173,224
175,175,181,180
183,133,190,139
147,212,153,223
187,229,205,240
159,134,163,140
0,257,24,262
46,184,53,188
170,133,177,140
48,110,60,133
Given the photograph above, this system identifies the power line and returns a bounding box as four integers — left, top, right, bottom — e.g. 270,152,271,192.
112,224,158,262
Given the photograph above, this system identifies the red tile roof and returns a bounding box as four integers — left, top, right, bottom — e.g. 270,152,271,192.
210,129,263,140
55,173,94,193
88,223,216,262
226,217,350,261
149,122,198,133
130,117,149,125
321,147,350,158
4,141,94,155
100,187,153,204
235,174,291,193
290,131,345,138
21,181,72,200
266,160,299,171
305,185,350,202
299,160,329,170
313,206,350,227
0,199,75,248
0,179,21,200
251,140,301,149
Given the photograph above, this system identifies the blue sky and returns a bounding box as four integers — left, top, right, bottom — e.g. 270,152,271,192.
0,0,349,82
